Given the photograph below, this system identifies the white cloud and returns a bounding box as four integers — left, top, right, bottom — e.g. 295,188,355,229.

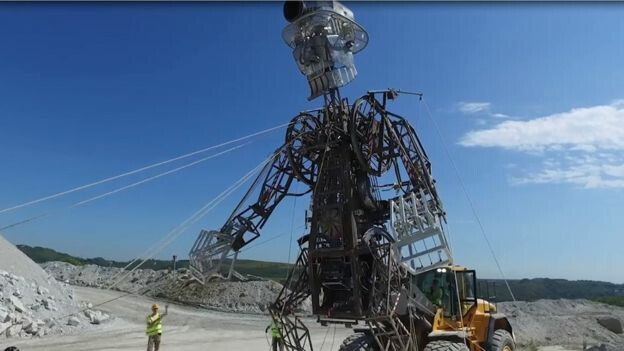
511,155,624,189
458,102,491,114
457,102,515,123
491,113,512,119
459,102,624,152
459,101,624,189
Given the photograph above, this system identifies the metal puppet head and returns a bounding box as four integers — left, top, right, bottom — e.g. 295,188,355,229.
282,1,369,100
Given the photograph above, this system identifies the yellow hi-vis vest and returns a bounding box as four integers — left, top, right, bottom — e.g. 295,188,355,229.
271,321,282,339
146,313,163,336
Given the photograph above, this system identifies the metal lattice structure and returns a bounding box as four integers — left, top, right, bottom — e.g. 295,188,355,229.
189,2,453,350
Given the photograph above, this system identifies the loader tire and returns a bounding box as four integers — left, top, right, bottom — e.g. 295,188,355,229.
423,340,469,351
489,329,515,351
338,332,375,351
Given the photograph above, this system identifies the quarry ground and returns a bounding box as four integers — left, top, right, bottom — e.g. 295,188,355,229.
10,286,619,351
2,238,622,351
10,286,353,351
38,262,624,350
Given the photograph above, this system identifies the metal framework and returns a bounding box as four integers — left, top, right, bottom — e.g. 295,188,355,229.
189,2,453,350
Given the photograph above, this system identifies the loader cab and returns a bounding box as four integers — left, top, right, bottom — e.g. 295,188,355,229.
416,266,477,320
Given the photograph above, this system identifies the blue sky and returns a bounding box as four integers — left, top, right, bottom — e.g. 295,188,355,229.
1,3,623,283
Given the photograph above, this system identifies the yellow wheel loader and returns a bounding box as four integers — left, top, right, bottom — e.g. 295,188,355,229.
417,265,515,351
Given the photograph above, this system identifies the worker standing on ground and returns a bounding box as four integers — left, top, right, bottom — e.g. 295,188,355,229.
146,303,168,351
265,319,285,351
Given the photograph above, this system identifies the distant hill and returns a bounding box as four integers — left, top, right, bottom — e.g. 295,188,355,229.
483,278,624,302
595,296,624,308
17,244,291,282
17,244,86,266
17,244,624,303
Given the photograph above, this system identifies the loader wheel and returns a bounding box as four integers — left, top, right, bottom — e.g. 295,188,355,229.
338,333,375,351
489,329,515,351
423,340,469,351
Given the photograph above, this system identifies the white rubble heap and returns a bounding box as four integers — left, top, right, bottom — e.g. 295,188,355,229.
0,234,111,340
42,261,301,314
0,270,112,339
500,299,624,350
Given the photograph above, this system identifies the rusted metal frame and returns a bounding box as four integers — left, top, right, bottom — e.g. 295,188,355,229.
221,148,280,230
286,113,323,186
363,229,420,351
335,144,365,317
269,308,312,351
351,94,397,176
367,313,415,351
274,249,311,313
308,148,353,315
270,248,313,351
224,148,297,251
383,114,443,216
367,318,400,351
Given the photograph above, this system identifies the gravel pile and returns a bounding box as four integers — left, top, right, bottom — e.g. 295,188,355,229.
41,261,171,292
42,261,309,314
169,278,289,314
499,299,624,350
0,234,111,340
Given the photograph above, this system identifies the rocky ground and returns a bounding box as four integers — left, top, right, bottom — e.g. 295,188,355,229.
43,261,624,350
0,235,110,341
12,285,352,351
10,285,622,351
500,299,624,351
42,261,297,314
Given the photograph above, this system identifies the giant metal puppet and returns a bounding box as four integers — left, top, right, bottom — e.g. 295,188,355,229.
189,2,453,350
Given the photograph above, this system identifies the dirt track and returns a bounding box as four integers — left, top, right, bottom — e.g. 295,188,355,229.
10,286,352,351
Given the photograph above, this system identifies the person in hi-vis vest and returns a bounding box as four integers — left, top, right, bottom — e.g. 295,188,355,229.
146,303,168,351
265,319,284,351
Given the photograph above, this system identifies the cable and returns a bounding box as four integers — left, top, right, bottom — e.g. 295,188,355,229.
54,267,176,325
17,152,280,329
264,327,273,350
421,98,516,301
0,213,49,232
451,270,469,349
0,143,249,232
76,143,250,207
443,221,455,260
110,154,271,287
108,153,275,289
449,269,489,351
109,167,258,289
110,157,271,289
0,122,291,215
108,158,267,285
233,225,306,257
43,290,135,327
285,183,299,279
318,324,332,351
